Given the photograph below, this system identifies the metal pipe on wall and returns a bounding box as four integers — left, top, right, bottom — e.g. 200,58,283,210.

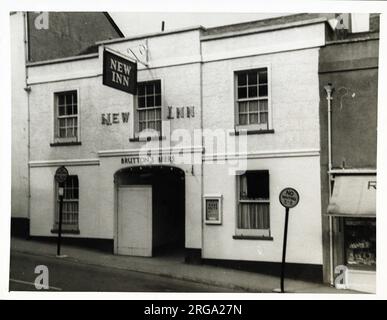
23,12,32,223
324,83,334,286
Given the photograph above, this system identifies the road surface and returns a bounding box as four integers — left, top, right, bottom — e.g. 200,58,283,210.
9,251,242,292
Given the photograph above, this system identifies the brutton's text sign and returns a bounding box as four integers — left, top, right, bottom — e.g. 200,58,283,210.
103,49,137,94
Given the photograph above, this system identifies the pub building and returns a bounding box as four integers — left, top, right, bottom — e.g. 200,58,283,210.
13,12,378,291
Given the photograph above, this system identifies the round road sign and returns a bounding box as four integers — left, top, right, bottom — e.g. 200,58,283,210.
279,188,299,209
55,166,69,184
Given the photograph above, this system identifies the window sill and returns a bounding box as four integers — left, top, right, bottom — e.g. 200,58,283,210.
346,264,376,272
51,229,80,234
229,129,274,136
50,141,81,147
233,235,273,241
129,136,166,142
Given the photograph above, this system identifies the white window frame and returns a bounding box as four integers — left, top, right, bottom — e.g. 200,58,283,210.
235,170,271,237
135,79,163,137
233,65,272,131
54,175,79,232
53,89,81,143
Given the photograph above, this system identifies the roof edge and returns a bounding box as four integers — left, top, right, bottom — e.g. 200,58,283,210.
96,25,206,45
201,17,328,42
26,52,99,67
103,12,125,38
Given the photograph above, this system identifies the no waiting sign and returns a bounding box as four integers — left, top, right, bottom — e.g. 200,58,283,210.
55,166,69,184
278,187,300,293
279,188,299,209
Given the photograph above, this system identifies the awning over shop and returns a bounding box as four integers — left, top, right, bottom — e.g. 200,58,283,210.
327,175,376,218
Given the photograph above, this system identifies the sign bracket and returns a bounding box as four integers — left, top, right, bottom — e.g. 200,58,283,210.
103,46,137,64
127,40,149,67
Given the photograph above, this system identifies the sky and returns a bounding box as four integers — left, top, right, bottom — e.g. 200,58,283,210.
109,12,289,37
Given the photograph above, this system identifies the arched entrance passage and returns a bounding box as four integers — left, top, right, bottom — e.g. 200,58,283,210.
114,165,185,258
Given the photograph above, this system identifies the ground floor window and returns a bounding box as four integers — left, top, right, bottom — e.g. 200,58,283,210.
236,170,270,237
54,175,79,232
344,218,376,269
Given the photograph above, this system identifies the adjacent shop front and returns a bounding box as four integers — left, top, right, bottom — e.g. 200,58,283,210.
328,174,376,292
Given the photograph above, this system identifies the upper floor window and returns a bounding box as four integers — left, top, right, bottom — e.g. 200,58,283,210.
237,170,270,237
54,90,79,143
137,80,162,134
235,68,269,130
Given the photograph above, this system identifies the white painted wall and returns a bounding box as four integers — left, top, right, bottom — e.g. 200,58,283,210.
202,156,323,264
29,157,202,250
29,164,109,238
27,34,203,161
104,29,202,70
11,12,29,219
202,37,321,153
26,22,325,265
201,24,324,264
27,30,204,247
201,23,325,62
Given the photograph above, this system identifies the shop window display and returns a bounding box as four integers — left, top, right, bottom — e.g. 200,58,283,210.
344,218,376,269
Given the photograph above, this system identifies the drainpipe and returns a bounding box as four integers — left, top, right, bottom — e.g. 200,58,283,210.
324,83,334,286
199,38,204,262
23,12,31,226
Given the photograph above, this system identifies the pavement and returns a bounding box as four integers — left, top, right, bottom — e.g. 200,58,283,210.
10,237,357,293
10,251,240,292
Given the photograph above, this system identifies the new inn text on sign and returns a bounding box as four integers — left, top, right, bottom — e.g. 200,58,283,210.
103,49,137,94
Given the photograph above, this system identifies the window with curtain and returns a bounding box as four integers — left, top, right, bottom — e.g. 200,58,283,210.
237,170,270,237
54,175,79,232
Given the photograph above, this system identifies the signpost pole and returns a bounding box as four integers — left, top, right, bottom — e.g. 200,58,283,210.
277,187,299,293
54,165,68,258
280,207,290,293
57,186,64,256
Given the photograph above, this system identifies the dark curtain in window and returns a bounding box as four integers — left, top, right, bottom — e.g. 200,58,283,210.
246,171,269,199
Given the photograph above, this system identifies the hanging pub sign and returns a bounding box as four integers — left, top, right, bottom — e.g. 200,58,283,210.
103,49,137,94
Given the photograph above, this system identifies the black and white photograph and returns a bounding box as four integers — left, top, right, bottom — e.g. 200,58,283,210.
1,0,387,303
